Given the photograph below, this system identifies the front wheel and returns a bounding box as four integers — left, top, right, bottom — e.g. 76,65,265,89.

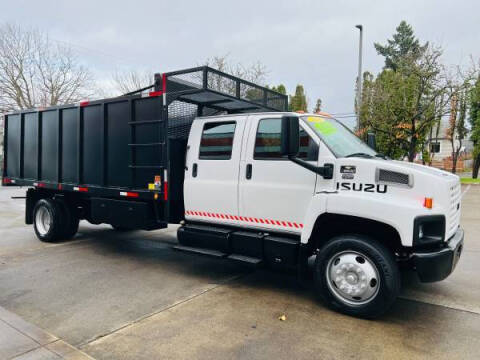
314,234,400,318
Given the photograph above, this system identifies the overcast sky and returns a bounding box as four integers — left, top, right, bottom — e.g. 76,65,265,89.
2,0,479,127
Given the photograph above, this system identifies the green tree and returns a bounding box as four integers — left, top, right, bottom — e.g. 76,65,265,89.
447,91,468,173
374,21,428,71
270,84,286,95
359,45,454,161
470,75,480,178
289,85,308,112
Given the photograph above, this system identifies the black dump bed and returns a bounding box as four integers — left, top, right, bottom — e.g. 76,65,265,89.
2,66,287,223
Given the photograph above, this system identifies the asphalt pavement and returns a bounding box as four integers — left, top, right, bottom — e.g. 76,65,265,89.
0,185,479,359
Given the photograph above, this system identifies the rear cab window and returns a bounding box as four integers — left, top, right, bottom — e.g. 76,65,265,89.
199,121,236,160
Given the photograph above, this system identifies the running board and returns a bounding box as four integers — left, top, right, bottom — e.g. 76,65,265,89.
173,245,227,258
227,254,263,267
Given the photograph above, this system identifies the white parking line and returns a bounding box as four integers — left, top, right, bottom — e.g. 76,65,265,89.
461,185,471,199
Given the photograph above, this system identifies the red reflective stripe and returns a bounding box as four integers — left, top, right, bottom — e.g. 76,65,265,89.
162,73,167,93
126,192,139,198
149,91,163,97
3,177,12,184
163,182,168,200
184,210,302,230
78,187,88,192
79,101,89,107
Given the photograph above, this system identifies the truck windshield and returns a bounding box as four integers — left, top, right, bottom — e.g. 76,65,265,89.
302,115,377,158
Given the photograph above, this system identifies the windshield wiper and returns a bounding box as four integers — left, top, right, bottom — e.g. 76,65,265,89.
345,152,374,158
375,153,389,160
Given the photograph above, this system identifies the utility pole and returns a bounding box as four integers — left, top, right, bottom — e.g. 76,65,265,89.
355,24,363,131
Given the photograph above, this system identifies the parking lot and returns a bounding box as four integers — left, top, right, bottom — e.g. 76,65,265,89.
0,185,479,360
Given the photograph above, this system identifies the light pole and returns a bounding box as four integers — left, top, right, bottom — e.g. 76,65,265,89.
355,24,363,131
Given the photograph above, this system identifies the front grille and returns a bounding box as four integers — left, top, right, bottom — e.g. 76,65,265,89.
448,182,461,236
377,169,410,186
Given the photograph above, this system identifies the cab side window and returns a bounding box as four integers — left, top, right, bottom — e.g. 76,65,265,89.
254,118,318,160
199,122,236,160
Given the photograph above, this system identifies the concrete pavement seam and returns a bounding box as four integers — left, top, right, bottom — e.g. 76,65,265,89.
461,185,471,198
79,272,250,348
0,317,58,348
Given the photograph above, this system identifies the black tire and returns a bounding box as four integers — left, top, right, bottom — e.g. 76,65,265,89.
33,199,66,242
314,234,400,319
56,199,79,239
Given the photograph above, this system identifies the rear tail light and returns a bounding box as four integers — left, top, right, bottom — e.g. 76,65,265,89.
120,191,139,198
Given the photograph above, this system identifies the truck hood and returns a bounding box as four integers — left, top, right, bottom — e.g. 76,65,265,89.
391,160,459,181
334,158,461,240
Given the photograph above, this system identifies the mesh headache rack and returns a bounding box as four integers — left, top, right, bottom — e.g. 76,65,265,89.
127,66,288,114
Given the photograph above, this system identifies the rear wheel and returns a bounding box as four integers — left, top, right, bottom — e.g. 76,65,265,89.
33,199,65,242
314,234,400,318
56,199,79,239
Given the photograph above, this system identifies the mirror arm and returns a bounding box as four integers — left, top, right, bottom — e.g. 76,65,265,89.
288,156,334,179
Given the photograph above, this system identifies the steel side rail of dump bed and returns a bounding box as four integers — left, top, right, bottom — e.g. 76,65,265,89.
1,66,288,225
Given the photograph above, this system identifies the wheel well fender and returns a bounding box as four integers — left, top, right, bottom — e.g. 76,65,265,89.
304,213,404,257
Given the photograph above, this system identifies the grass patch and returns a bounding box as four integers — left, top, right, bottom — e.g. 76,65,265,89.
460,178,480,184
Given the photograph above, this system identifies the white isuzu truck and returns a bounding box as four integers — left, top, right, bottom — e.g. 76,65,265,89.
2,67,464,318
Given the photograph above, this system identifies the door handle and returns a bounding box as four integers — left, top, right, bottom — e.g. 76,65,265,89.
246,164,252,179
192,163,198,177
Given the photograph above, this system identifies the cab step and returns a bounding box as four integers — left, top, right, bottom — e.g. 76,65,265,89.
227,254,263,267
173,245,227,258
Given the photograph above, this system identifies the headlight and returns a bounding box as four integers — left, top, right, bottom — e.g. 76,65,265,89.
413,215,445,248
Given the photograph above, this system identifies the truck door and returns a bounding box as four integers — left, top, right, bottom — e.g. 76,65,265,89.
184,116,247,222
239,115,319,233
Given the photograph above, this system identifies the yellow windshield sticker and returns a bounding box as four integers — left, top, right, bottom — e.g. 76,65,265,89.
313,120,337,135
307,116,324,123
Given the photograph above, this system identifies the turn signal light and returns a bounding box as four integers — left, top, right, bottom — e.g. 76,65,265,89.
424,197,433,209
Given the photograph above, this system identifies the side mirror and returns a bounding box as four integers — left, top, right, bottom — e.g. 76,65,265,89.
280,116,299,157
367,132,376,150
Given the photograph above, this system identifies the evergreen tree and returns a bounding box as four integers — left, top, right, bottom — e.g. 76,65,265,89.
470,76,480,178
289,85,308,112
374,21,428,71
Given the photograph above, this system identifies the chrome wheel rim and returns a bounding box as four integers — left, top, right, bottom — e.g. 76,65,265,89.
35,206,52,236
326,251,380,306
